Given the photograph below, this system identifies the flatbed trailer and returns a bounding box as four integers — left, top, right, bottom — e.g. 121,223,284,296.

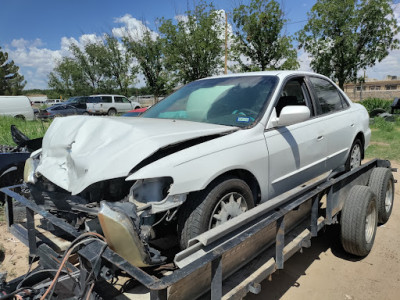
0,159,396,300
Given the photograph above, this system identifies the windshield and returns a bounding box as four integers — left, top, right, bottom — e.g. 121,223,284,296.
65,97,79,104
142,76,278,127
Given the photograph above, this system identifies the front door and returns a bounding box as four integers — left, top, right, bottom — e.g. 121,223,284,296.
264,77,327,198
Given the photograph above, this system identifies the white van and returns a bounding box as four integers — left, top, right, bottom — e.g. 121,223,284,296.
0,96,35,120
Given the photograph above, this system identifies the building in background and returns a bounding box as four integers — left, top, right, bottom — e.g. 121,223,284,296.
344,75,400,101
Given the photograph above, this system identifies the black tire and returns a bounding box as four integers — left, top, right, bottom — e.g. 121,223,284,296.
341,185,377,256
14,115,25,120
83,111,89,115
108,109,117,116
368,167,394,224
178,177,254,249
345,139,362,171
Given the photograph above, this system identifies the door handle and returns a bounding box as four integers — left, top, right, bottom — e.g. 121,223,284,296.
317,136,324,141
350,123,355,127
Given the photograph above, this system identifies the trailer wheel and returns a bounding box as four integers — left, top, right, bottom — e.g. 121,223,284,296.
341,185,377,256
178,177,254,249
368,167,394,224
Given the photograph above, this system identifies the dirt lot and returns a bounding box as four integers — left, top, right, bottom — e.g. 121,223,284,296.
0,162,399,299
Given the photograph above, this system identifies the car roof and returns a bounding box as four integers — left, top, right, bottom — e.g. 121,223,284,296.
202,70,326,80
90,94,126,97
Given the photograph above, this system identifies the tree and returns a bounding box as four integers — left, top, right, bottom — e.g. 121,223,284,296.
99,35,137,96
297,0,399,90
69,42,106,92
232,0,298,71
124,29,171,101
159,1,224,84
0,47,26,95
48,57,90,97
48,36,137,97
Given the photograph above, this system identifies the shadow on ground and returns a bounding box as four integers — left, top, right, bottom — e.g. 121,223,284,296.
245,224,363,300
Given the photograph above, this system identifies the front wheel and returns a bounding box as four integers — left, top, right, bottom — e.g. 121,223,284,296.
178,178,254,249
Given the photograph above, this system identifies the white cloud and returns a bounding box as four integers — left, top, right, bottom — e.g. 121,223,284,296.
112,14,157,40
174,14,189,23
297,49,312,72
5,39,63,89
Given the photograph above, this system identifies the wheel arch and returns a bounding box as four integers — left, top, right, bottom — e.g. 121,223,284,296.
354,131,365,159
14,114,25,120
198,168,262,205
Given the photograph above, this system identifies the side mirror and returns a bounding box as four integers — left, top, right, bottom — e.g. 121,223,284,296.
277,106,310,126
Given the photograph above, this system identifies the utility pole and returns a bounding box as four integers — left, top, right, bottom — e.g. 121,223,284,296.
224,12,228,74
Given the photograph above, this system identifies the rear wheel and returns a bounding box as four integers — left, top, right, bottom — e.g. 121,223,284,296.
178,177,254,249
345,139,362,171
14,115,25,120
341,185,377,256
108,109,117,116
368,167,394,224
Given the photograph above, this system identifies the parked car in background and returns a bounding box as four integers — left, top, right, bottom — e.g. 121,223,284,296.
24,71,370,266
37,104,88,119
0,96,35,120
46,99,63,105
122,107,149,117
87,94,141,115
62,96,92,109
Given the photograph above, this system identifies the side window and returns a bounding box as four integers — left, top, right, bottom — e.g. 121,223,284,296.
275,78,310,117
122,97,130,103
309,77,344,114
102,96,112,103
115,97,123,103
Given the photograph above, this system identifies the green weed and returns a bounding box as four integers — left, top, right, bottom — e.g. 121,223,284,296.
0,117,51,146
360,98,393,114
370,117,395,132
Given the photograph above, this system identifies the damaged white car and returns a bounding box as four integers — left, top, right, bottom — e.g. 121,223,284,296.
24,71,370,267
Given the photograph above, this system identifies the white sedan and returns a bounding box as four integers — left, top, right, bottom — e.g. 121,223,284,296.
26,71,370,264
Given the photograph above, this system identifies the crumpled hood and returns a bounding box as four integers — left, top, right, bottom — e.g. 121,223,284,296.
36,116,236,195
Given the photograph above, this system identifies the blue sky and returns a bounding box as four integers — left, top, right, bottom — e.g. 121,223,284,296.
0,0,399,90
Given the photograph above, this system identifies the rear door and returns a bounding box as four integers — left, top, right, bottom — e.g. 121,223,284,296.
114,96,133,112
264,76,327,198
98,96,113,113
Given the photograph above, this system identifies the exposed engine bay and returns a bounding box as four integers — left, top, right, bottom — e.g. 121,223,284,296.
28,175,179,267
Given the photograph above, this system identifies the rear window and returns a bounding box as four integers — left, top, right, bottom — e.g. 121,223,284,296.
115,97,130,103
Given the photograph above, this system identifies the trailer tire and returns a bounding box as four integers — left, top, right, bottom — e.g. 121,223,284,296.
368,167,394,224
341,185,377,256
178,177,254,249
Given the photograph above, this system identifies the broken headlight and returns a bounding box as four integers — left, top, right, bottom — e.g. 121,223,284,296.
24,153,40,184
128,177,187,213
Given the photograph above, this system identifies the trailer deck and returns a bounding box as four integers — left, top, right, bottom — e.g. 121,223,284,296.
0,159,396,300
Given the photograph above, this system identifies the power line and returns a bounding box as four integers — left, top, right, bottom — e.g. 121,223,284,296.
286,19,308,25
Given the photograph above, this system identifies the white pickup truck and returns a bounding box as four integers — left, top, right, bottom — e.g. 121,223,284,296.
87,94,141,115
